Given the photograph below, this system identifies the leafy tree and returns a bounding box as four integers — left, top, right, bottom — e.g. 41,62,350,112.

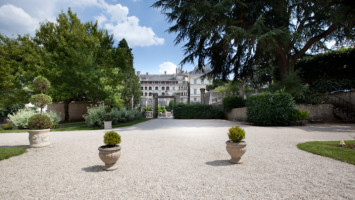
153,0,354,81
0,34,43,109
33,9,120,121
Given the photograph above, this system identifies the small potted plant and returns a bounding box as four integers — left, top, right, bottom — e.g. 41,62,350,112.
290,109,309,126
104,106,112,129
98,131,121,171
226,125,246,164
28,76,53,148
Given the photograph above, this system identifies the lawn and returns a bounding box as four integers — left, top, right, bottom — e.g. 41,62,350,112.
0,146,27,161
0,118,151,133
297,140,355,165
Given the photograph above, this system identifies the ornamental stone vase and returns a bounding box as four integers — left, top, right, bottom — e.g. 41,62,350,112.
28,129,51,148
226,141,246,164
98,146,121,171
104,121,112,129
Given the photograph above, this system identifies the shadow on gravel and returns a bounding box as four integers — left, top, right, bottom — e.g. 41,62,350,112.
205,160,234,166
82,165,104,172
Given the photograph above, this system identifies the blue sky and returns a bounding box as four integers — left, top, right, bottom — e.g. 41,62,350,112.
0,0,196,74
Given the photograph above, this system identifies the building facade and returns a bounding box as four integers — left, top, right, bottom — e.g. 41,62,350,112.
138,66,212,107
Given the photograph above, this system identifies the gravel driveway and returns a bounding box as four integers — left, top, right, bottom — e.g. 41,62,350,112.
0,119,354,199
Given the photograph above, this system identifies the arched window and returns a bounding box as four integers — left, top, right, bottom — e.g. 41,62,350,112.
162,86,165,90
155,86,158,90
149,87,152,90
162,92,165,96
166,86,169,90
145,92,147,96
149,93,152,96
145,87,147,90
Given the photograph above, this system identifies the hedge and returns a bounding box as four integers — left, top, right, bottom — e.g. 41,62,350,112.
246,91,295,126
173,104,224,119
222,96,245,111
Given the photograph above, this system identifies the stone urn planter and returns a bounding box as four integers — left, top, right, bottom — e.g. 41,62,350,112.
28,129,51,148
98,145,121,171
98,131,121,171
226,141,247,164
226,125,246,164
104,121,112,129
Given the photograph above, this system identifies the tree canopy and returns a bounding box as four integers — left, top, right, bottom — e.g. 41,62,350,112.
153,0,354,81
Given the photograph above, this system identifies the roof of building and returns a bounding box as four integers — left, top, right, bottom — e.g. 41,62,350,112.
140,74,182,81
189,65,212,75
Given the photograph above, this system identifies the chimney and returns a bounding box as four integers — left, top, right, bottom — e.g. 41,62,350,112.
164,71,167,75
146,72,149,76
137,71,141,77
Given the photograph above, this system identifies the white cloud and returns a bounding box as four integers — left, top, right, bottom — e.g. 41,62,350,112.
159,62,177,74
98,2,164,47
0,4,39,36
0,0,164,47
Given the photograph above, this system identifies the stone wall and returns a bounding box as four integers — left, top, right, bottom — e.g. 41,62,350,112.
295,104,335,122
47,101,96,122
225,104,336,123
329,90,355,105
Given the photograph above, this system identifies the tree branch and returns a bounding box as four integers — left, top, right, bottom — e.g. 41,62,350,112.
293,24,337,61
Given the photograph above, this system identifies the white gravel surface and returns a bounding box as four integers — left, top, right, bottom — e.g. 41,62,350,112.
0,119,355,199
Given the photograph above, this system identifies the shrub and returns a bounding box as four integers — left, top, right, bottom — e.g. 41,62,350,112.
173,104,224,119
3,123,12,130
142,105,153,112
83,105,106,128
103,131,121,147
228,126,245,143
28,114,52,129
292,110,309,121
222,96,245,111
33,76,50,92
246,91,295,126
110,108,142,124
8,108,37,129
46,111,61,128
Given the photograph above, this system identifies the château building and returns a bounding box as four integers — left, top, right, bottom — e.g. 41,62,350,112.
138,66,212,107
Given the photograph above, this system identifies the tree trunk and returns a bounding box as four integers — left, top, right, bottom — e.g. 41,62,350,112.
276,46,290,81
64,101,70,122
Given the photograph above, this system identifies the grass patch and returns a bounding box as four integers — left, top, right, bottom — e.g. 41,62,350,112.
0,118,151,133
297,141,355,165
0,147,27,161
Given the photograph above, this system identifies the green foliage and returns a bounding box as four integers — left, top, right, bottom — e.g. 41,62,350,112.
223,96,245,111
110,108,142,123
142,105,153,112
83,105,106,128
30,94,52,110
2,123,12,130
158,105,166,114
214,82,240,96
206,79,228,91
0,147,27,161
0,104,25,118
228,126,245,143
296,48,355,84
153,1,354,81
28,114,52,129
46,111,61,128
33,76,50,93
246,91,295,126
292,110,309,121
8,108,37,129
103,131,121,147
173,104,224,119
270,71,309,103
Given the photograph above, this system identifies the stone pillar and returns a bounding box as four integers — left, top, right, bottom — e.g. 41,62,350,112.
153,93,158,118
130,96,134,110
200,88,206,104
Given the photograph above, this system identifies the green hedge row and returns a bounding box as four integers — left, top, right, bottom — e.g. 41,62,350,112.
173,104,224,119
246,91,295,126
222,96,245,111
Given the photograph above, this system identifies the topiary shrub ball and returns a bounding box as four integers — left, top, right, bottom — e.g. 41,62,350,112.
33,76,50,92
228,126,245,143
28,114,52,130
104,131,121,147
